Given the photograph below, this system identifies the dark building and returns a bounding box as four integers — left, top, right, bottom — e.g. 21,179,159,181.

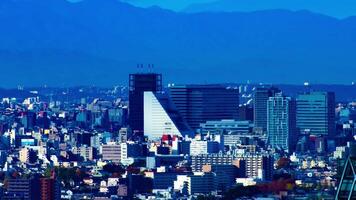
37,111,50,130
4,178,40,200
238,105,254,121
203,164,240,192
169,85,239,130
127,173,153,195
129,73,162,132
20,112,36,130
336,143,356,200
253,87,280,132
40,178,61,200
155,155,185,167
153,172,191,190
296,92,336,136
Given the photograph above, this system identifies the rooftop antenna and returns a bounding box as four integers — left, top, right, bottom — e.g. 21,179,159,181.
148,64,154,73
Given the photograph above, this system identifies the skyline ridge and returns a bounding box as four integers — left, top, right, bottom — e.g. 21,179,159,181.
1,0,355,87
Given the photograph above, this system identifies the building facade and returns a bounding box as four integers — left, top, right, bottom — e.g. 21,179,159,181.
296,92,335,136
254,87,280,132
169,85,239,130
129,73,162,132
267,93,296,153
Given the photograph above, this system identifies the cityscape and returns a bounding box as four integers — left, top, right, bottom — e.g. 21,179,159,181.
1,0,356,200
0,71,354,199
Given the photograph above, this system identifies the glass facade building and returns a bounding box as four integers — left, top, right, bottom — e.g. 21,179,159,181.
296,92,335,136
169,85,239,131
267,93,296,153
253,87,280,132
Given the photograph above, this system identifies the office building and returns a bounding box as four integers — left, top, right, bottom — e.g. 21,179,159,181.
4,178,40,200
101,142,121,163
267,93,296,153
129,73,162,132
169,85,239,130
144,91,191,140
253,87,280,131
296,92,335,136
238,105,254,121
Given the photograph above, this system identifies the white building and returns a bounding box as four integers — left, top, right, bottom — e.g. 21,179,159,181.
190,140,219,156
144,91,190,140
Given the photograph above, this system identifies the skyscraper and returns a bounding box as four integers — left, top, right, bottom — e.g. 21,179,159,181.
144,91,191,140
253,87,280,132
129,73,162,132
169,85,239,130
267,93,296,153
296,92,335,136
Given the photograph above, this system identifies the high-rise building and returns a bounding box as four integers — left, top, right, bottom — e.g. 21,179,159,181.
296,92,335,136
335,143,356,200
144,91,191,140
169,85,239,130
253,87,280,131
267,93,296,153
238,105,254,121
129,73,162,132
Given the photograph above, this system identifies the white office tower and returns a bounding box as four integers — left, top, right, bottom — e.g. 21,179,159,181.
144,91,191,140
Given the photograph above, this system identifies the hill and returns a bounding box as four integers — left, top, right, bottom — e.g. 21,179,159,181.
1,0,356,87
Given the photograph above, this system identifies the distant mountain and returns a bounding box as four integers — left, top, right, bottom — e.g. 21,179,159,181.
184,0,356,18
1,0,356,87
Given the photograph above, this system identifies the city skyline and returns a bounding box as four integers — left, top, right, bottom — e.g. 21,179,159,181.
0,0,355,199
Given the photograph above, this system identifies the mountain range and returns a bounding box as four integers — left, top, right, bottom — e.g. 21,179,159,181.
1,0,356,87
184,0,356,18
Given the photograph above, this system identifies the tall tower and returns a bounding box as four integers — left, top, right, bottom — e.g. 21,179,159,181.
296,91,335,136
253,87,280,132
267,93,296,153
129,73,162,132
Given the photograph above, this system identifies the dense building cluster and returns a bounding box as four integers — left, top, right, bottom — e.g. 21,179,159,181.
0,72,354,199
